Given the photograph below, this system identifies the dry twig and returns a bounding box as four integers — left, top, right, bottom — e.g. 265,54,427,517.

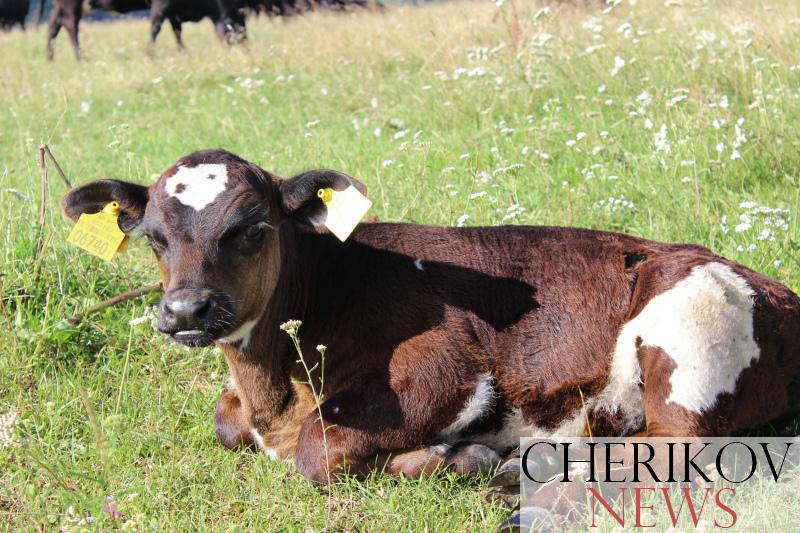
41,144,72,188
68,282,163,325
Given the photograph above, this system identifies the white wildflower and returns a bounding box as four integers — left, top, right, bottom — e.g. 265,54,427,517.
610,56,626,76
279,320,302,336
654,124,671,154
316,344,327,353
0,411,18,447
532,33,553,47
373,127,382,137
502,204,525,222
734,222,752,233
533,6,550,20
756,228,774,241
636,91,652,107
456,214,470,227
595,196,635,212
493,164,523,175
469,191,487,200
667,94,688,107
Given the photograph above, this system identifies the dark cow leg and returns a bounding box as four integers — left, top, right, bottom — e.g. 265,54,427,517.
46,8,63,61
64,17,81,61
214,386,255,449
148,10,167,55
168,17,185,51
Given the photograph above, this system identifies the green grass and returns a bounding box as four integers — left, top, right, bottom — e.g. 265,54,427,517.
1,0,799,529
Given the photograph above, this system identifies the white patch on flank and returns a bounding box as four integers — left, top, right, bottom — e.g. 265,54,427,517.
220,319,258,349
164,163,229,211
249,428,279,460
467,262,759,451
597,261,759,424
439,373,494,440
414,259,425,271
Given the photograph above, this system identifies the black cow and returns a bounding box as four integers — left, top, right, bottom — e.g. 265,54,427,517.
45,0,244,61
0,0,29,30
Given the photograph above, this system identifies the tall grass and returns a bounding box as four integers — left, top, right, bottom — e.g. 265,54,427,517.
1,0,799,529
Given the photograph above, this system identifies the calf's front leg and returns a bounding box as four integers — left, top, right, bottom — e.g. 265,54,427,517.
214,386,255,449
294,408,501,483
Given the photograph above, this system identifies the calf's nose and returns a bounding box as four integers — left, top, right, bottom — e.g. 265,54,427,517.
160,292,215,331
166,298,211,321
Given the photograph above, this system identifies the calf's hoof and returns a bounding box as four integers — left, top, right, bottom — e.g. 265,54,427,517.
446,443,501,475
486,457,521,509
498,507,555,533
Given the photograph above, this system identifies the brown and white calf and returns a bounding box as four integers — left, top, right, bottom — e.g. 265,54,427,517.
61,149,800,484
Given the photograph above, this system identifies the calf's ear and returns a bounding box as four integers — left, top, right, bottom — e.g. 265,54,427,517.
61,179,149,233
277,169,367,231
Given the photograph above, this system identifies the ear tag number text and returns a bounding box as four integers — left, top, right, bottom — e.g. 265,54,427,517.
317,186,372,242
67,201,129,262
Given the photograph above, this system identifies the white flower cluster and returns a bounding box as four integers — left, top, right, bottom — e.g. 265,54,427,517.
279,320,302,336
128,306,158,327
594,197,636,212
0,411,19,448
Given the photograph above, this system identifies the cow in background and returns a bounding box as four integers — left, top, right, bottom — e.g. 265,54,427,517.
0,0,30,30
45,0,244,61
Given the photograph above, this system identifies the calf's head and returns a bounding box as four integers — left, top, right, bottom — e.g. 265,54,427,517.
61,149,365,347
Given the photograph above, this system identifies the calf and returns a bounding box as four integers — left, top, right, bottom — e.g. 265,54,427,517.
0,0,29,30
61,149,800,488
46,0,243,61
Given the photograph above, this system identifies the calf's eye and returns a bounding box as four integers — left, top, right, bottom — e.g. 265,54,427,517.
146,235,167,254
244,224,263,241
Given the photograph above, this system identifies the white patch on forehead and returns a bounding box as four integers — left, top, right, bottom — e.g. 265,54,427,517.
597,261,759,423
439,373,494,440
220,319,258,349
164,163,229,211
249,428,279,460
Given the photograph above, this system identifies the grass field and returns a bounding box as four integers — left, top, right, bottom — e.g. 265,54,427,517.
1,0,800,530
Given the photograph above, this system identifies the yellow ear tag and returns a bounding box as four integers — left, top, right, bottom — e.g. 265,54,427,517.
317,186,372,242
67,201,129,262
